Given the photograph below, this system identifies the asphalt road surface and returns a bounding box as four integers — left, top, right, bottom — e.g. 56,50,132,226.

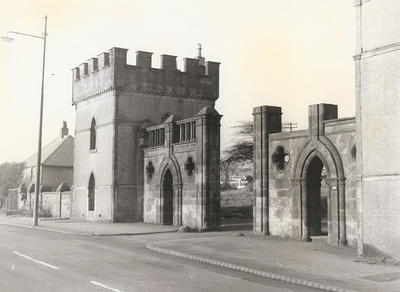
0,225,321,291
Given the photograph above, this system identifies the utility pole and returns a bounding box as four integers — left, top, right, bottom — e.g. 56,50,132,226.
282,122,298,132
34,16,48,226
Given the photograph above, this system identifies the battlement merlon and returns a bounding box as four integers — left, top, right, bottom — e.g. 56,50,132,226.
72,47,220,105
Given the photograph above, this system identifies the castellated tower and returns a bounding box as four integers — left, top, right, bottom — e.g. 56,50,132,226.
72,47,220,222
354,0,400,260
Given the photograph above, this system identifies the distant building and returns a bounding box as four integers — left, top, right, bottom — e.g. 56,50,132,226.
7,122,74,215
22,121,74,192
228,166,252,189
228,176,248,189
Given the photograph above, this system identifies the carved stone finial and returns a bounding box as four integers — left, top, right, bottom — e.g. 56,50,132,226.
197,43,205,67
197,43,202,58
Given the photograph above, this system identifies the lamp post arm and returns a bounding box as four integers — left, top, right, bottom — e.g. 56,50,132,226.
8,31,45,40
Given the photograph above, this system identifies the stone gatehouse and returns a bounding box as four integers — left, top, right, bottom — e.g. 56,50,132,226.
141,108,221,230
71,47,221,228
253,104,357,247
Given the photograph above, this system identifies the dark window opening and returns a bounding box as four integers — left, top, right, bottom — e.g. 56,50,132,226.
90,118,96,150
88,173,95,211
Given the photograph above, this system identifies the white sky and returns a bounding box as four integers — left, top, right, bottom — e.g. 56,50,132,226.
0,0,355,164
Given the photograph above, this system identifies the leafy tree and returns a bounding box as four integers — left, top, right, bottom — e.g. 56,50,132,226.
224,120,253,164
0,162,25,208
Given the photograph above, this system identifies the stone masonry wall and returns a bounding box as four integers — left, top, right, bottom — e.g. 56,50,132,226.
73,93,115,221
41,191,72,218
355,0,400,259
143,145,198,227
143,107,221,230
7,189,18,211
268,130,309,239
12,189,71,218
254,104,357,247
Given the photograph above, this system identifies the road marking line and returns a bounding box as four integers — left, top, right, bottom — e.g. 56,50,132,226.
90,281,123,292
12,251,60,270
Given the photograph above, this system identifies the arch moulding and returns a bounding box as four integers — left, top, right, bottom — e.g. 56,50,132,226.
293,138,347,246
155,154,183,226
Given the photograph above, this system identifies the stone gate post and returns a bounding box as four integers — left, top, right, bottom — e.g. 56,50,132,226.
253,106,282,235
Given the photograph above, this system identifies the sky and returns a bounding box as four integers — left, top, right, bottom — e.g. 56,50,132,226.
0,0,356,164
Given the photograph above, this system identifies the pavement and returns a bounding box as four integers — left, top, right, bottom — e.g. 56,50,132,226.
0,216,178,235
1,216,400,292
147,232,400,292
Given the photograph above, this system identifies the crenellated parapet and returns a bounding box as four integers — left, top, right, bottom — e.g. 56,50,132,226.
72,47,220,105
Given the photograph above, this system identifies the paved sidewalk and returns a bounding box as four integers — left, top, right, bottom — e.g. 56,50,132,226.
148,232,400,292
0,216,178,235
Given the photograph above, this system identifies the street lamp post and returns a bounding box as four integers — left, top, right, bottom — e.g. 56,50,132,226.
1,16,48,226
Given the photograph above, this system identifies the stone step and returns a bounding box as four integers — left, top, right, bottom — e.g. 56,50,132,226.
310,235,328,245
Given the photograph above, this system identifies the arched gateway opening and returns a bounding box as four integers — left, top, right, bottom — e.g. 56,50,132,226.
305,156,328,238
162,168,174,225
296,143,347,247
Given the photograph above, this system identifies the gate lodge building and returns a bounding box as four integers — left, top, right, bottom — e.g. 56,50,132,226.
71,47,221,230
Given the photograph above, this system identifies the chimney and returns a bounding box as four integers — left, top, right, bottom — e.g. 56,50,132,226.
197,43,205,66
61,121,69,138
197,43,205,74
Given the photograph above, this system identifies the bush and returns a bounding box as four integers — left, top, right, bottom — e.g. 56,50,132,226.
15,208,33,217
10,206,52,218
40,207,52,218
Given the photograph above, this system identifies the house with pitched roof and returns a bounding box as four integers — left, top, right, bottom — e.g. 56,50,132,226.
22,121,74,192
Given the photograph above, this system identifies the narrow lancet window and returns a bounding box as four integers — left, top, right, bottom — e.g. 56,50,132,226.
88,173,95,211
90,118,96,150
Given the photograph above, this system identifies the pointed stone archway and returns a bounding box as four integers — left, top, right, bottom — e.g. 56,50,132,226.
161,168,174,225
294,141,347,247
157,158,183,226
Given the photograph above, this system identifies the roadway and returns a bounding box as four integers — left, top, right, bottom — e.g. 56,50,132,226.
0,224,320,291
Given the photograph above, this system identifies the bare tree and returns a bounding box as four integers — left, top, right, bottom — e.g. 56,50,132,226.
224,120,253,164
220,156,239,187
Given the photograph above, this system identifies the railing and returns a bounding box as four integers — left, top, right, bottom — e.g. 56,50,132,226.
176,119,196,143
148,127,165,147
145,118,197,147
